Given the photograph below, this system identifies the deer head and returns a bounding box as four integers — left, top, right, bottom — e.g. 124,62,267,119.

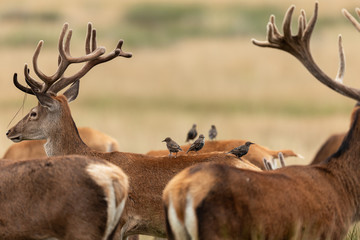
6,22,132,144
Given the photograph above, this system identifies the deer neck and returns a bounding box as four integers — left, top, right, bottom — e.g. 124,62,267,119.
44,103,91,156
326,109,360,219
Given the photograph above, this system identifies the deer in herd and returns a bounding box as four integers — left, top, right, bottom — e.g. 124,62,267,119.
3,126,119,160
147,139,302,170
0,154,128,240
5,22,261,239
163,3,360,239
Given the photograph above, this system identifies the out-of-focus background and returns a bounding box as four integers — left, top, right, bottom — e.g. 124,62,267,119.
0,0,359,166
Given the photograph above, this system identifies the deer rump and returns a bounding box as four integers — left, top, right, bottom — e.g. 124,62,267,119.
164,162,349,240
0,155,128,240
163,2,360,240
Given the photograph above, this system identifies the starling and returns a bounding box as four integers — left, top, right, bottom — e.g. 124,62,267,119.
162,137,183,158
227,141,254,159
208,125,217,141
186,134,205,154
186,124,197,142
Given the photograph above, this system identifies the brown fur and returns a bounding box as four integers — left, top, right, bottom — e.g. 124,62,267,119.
147,139,301,170
0,155,128,240
162,109,360,240
6,95,261,239
3,127,119,160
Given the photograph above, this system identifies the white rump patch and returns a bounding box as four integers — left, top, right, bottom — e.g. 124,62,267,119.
185,192,198,240
87,163,128,240
168,194,187,240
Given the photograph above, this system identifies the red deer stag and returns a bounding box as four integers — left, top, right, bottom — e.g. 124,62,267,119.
0,155,128,240
147,139,302,170
6,22,261,239
163,3,360,239
3,126,119,160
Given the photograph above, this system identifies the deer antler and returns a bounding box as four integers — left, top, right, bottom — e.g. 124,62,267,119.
252,2,360,102
14,22,132,95
342,8,360,32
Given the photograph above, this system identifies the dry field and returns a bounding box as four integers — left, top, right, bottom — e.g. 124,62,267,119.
1,0,360,238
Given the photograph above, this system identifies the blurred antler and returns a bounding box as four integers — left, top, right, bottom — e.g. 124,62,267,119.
14,22,132,95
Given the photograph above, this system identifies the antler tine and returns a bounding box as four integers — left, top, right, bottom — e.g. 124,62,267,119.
335,35,345,83
270,15,281,39
342,8,360,32
252,2,360,102
302,2,318,42
13,73,34,95
92,28,97,52
48,25,132,94
266,160,273,171
278,152,286,168
282,5,295,40
263,158,270,171
64,27,72,55
24,64,43,92
84,23,98,53
24,64,43,91
116,40,133,58
32,24,71,85
85,23,92,54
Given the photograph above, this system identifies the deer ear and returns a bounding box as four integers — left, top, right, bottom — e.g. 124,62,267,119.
35,92,59,112
63,80,79,103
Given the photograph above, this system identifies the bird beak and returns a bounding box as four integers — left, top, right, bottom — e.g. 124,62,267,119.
162,139,166,142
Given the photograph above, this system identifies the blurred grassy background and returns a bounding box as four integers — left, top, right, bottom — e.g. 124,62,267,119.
0,0,360,167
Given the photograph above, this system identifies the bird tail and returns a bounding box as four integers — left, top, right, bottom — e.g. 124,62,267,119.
186,149,190,154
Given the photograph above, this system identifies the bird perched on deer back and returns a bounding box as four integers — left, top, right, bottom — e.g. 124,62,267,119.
227,141,254,159
186,134,205,154
162,137,183,158
208,125,217,141
186,124,197,142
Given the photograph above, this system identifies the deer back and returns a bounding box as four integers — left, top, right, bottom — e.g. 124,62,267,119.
147,139,300,170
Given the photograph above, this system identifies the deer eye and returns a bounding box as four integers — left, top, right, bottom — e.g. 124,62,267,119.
30,111,37,118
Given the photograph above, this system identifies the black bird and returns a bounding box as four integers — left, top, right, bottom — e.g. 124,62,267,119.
162,137,183,158
186,124,197,142
208,125,217,141
186,134,205,154
227,141,254,159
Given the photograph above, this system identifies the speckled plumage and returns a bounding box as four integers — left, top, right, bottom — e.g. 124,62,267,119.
186,134,205,153
162,137,183,158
